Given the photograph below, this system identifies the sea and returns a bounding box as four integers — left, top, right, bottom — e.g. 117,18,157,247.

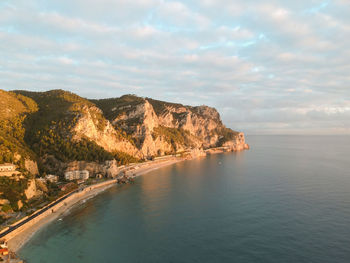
19,135,350,263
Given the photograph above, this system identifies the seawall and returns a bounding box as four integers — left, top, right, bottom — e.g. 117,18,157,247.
1,179,117,243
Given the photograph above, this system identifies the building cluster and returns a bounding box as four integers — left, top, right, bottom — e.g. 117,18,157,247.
38,174,59,183
0,163,21,178
0,163,15,172
64,170,89,181
45,174,58,183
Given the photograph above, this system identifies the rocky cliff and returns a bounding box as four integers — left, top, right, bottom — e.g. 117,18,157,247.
1,90,248,174
71,105,140,157
0,89,248,217
12,90,140,166
93,95,248,158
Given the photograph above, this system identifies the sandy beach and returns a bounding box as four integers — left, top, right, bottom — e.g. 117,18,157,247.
6,157,182,253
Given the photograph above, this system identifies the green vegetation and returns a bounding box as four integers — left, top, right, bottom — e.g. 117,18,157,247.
1,204,12,213
0,116,36,163
0,89,243,222
0,90,38,121
24,118,139,166
14,89,95,131
152,126,195,152
45,181,60,200
0,90,141,172
31,131,115,163
91,94,145,120
115,127,137,146
113,151,140,165
147,98,189,115
113,117,144,147
214,127,239,146
59,182,78,195
0,90,38,165
1,90,237,166
0,177,28,211
170,111,189,125
11,90,121,166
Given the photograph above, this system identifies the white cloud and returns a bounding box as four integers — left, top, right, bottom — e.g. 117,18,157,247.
0,0,349,134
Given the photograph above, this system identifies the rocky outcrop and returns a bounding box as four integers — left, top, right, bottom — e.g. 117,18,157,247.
0,199,10,205
223,132,250,151
109,100,179,157
17,200,23,210
112,100,159,135
140,134,173,157
24,179,39,199
24,160,39,175
72,106,140,157
35,179,48,193
187,148,207,158
4,90,248,173
23,179,46,200
97,96,248,158
157,105,222,146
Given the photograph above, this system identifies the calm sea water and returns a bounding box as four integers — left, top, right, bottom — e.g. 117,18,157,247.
19,135,350,263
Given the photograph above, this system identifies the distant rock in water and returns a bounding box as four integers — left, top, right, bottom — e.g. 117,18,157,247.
0,89,249,176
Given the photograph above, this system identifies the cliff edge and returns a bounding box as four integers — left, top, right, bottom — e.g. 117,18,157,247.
1,90,249,174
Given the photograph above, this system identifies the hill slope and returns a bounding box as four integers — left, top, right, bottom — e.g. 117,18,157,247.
0,89,248,220
13,90,139,169
92,95,246,156
0,90,37,165
1,90,248,172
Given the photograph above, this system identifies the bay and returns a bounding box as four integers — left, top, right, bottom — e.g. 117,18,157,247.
19,135,350,263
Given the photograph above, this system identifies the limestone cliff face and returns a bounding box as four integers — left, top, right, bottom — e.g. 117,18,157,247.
223,132,250,151
13,153,39,175
24,160,39,175
109,100,190,157
107,100,170,157
94,95,248,158
156,104,223,147
72,105,140,157
24,179,46,200
5,90,248,172
24,179,40,199
112,100,159,135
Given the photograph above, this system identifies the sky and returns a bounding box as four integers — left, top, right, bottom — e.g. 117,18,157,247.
0,0,349,135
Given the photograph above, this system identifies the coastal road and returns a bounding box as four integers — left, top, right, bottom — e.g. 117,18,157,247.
0,189,79,239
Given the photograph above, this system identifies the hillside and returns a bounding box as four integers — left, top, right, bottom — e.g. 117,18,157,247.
13,90,139,171
0,90,40,218
1,89,248,172
0,90,37,165
0,89,248,220
92,95,243,156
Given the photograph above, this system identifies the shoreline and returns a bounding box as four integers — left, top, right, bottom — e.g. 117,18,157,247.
5,146,240,256
6,157,183,253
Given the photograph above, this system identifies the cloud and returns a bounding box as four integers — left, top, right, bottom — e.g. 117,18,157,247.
0,0,349,134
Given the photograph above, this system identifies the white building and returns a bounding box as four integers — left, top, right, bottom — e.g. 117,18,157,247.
37,177,46,183
45,174,59,183
64,170,89,181
0,163,15,172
